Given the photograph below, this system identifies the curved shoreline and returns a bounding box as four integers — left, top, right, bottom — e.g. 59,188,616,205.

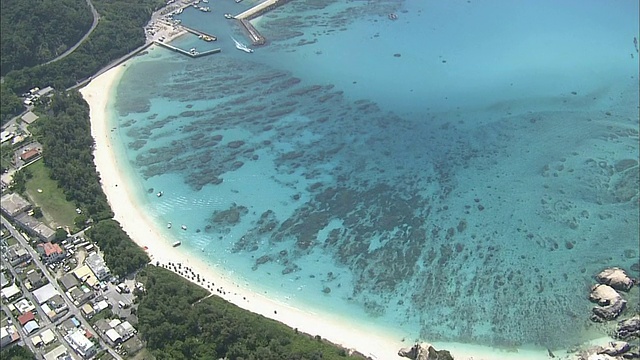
80,64,591,360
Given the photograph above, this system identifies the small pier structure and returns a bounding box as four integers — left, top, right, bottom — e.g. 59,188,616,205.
154,41,221,58
182,25,218,41
235,0,292,46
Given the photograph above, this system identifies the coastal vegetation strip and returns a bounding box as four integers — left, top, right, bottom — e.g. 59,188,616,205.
136,266,366,360
31,91,113,222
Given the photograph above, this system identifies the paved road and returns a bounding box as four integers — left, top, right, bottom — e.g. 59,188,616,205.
44,0,100,66
1,216,123,360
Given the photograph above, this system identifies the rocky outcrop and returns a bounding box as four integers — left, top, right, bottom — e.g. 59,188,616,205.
597,341,630,356
398,343,453,360
577,341,638,360
590,284,622,305
589,284,627,322
616,316,640,339
596,268,634,292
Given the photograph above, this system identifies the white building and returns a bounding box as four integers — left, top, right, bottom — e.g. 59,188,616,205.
85,253,110,281
65,329,96,359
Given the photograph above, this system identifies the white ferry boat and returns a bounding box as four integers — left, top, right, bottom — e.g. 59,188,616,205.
231,36,253,53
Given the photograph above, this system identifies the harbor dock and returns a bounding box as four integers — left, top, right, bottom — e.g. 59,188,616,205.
235,0,292,46
154,40,221,58
182,25,217,42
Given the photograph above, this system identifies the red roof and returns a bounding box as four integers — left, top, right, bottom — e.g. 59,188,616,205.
85,329,93,338
40,242,63,256
18,311,35,326
20,149,40,161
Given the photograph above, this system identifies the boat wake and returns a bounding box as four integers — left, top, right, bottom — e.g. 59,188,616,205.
231,36,254,53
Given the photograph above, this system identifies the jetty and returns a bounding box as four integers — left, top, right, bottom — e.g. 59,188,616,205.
182,25,217,42
235,0,292,46
154,40,221,58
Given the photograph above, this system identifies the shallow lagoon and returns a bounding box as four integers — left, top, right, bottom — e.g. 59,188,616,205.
110,0,639,350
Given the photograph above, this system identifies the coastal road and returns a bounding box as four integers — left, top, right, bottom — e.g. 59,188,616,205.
44,0,100,65
1,216,123,360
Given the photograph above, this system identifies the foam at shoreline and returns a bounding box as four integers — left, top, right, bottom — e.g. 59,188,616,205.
77,62,587,360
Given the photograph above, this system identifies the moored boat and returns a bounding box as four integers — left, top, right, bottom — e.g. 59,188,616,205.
173,241,182,247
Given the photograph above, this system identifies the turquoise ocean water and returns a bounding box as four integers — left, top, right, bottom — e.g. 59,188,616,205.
109,0,639,350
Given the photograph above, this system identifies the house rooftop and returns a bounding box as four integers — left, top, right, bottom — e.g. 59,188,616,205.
17,311,35,326
0,193,31,217
20,111,39,124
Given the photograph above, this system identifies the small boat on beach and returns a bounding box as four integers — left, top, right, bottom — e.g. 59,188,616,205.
231,36,253,53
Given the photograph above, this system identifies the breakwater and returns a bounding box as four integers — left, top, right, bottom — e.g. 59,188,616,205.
235,0,292,45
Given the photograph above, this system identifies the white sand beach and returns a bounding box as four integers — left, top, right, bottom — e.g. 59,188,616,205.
80,63,583,360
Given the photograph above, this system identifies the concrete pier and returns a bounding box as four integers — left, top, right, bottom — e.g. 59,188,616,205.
154,41,221,58
235,0,292,45
182,26,217,41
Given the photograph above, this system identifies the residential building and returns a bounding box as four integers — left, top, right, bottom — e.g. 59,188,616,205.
0,271,9,288
14,213,55,242
5,245,30,266
85,252,110,281
20,111,39,125
0,325,20,347
65,329,97,359
33,283,59,304
66,285,95,306
73,265,98,287
19,148,40,162
0,193,31,217
26,269,46,290
44,344,70,360
1,283,21,301
40,328,56,345
17,311,35,326
59,273,80,291
23,320,40,335
37,242,65,264
14,298,36,314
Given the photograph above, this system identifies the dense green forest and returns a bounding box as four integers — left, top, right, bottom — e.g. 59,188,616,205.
0,345,35,360
32,91,113,221
0,0,165,124
86,219,150,278
137,266,367,360
0,0,92,75
0,83,24,123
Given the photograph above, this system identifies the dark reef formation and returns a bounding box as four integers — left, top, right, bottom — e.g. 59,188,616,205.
114,0,640,348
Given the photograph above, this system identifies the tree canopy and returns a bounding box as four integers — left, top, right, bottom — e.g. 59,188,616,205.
86,219,150,278
0,0,93,76
32,91,113,221
137,266,365,360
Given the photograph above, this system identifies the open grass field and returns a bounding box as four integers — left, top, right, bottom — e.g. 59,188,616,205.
24,159,78,229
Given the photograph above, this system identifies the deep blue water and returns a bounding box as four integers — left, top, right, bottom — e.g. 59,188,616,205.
109,0,639,349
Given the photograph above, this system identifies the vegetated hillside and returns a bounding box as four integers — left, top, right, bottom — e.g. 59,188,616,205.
0,0,93,76
0,0,165,125
137,266,367,360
